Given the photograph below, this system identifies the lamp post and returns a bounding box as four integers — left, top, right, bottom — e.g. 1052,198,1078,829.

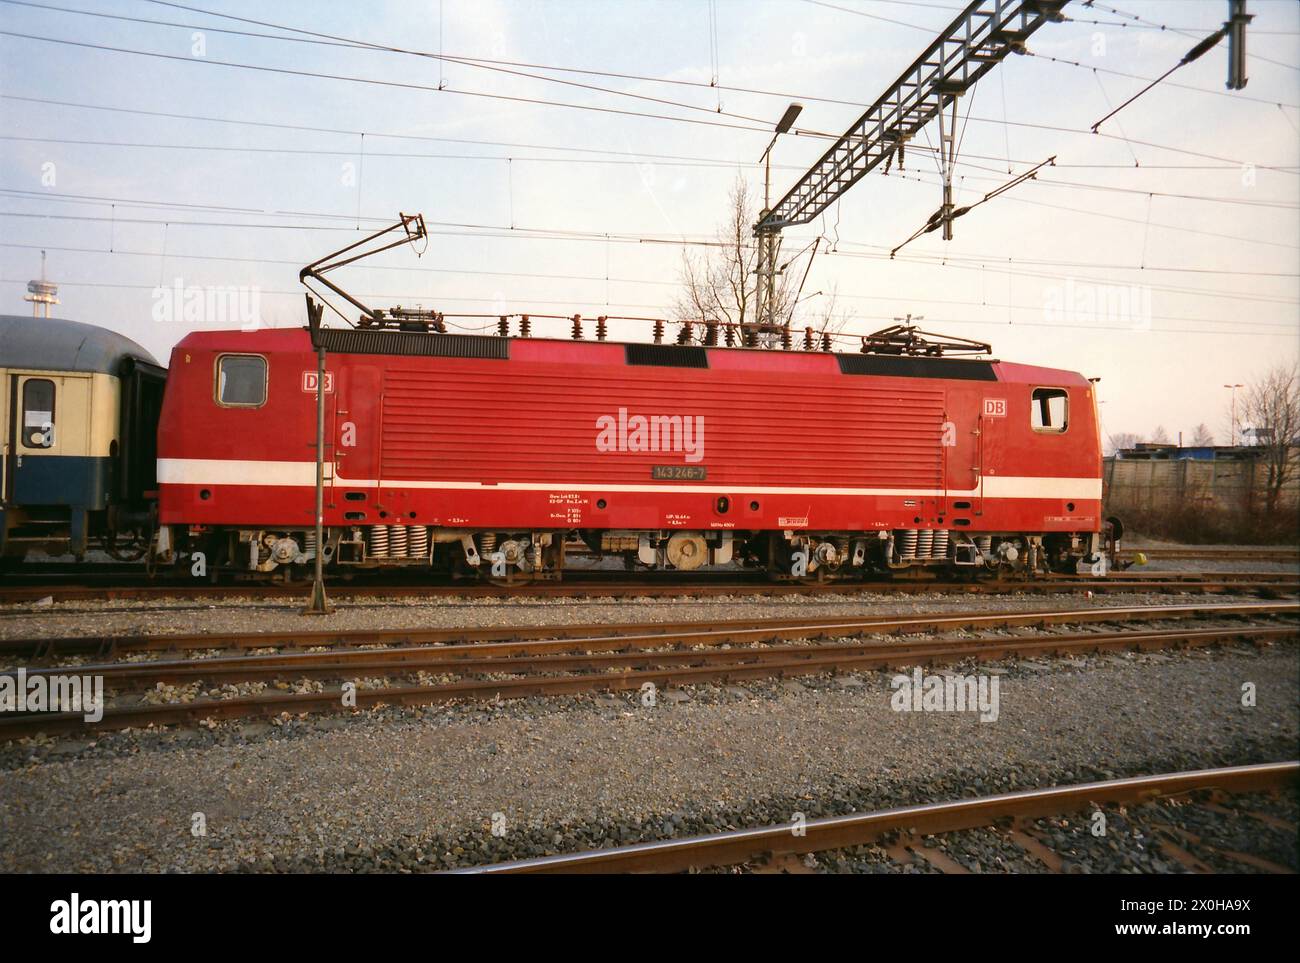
755,102,802,346
1224,383,1244,445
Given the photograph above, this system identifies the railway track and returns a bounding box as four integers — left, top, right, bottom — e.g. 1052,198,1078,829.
3,600,1294,740
1121,548,1298,563
4,598,1294,658
453,761,1299,874
0,570,1296,605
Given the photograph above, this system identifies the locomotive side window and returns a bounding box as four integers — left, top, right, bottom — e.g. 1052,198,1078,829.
21,378,56,448
216,354,267,407
1031,387,1068,433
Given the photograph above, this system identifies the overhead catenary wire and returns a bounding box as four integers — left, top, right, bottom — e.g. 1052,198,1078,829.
10,275,1292,340
0,0,797,133
6,132,1296,211
11,94,1296,180
1091,25,1233,132
6,172,1295,254
4,203,1297,285
891,156,1058,257
0,28,784,137
2,0,1295,348
1088,0,1300,71
1022,49,1299,111
4,0,1298,126
8,234,1296,314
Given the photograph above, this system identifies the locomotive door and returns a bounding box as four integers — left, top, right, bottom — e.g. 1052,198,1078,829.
973,395,1008,518
335,365,383,507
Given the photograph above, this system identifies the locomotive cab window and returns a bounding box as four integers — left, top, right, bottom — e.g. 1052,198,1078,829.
21,378,55,448
1031,387,1068,433
216,354,267,407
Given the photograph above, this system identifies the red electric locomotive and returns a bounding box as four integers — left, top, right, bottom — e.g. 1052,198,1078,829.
155,321,1115,581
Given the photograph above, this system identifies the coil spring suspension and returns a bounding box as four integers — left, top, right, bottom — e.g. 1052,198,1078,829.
917,529,934,558
368,524,390,559
408,525,429,559
389,524,408,558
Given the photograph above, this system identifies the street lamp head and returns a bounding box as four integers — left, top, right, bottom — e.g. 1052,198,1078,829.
776,102,803,135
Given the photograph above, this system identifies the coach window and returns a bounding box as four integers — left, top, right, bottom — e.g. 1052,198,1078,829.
216,354,267,407
1031,387,1068,434
21,378,56,448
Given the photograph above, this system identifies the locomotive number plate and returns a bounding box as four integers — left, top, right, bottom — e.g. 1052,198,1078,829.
652,465,707,480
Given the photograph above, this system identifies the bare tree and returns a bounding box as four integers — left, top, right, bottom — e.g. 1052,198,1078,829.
1106,431,1140,455
1239,361,1300,513
1190,423,1214,447
674,177,796,338
1149,425,1171,444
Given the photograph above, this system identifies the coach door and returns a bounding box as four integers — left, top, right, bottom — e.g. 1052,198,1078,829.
6,373,92,505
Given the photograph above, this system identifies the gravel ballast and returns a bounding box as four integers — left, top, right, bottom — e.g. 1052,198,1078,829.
1,588,1291,641
1,641,1294,873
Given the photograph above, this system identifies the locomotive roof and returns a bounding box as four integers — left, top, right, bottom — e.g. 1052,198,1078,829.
0,314,160,375
175,327,1090,386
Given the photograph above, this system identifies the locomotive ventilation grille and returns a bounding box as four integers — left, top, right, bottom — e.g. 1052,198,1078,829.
835,354,998,381
376,371,945,488
314,329,509,359
625,343,709,368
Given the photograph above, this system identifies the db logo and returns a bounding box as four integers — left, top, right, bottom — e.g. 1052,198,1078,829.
982,398,1007,418
302,371,334,393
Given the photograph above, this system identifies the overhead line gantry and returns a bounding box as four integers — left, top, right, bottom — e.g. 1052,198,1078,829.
750,0,1072,341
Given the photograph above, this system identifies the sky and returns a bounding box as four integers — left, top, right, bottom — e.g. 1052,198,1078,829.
1,0,1297,447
